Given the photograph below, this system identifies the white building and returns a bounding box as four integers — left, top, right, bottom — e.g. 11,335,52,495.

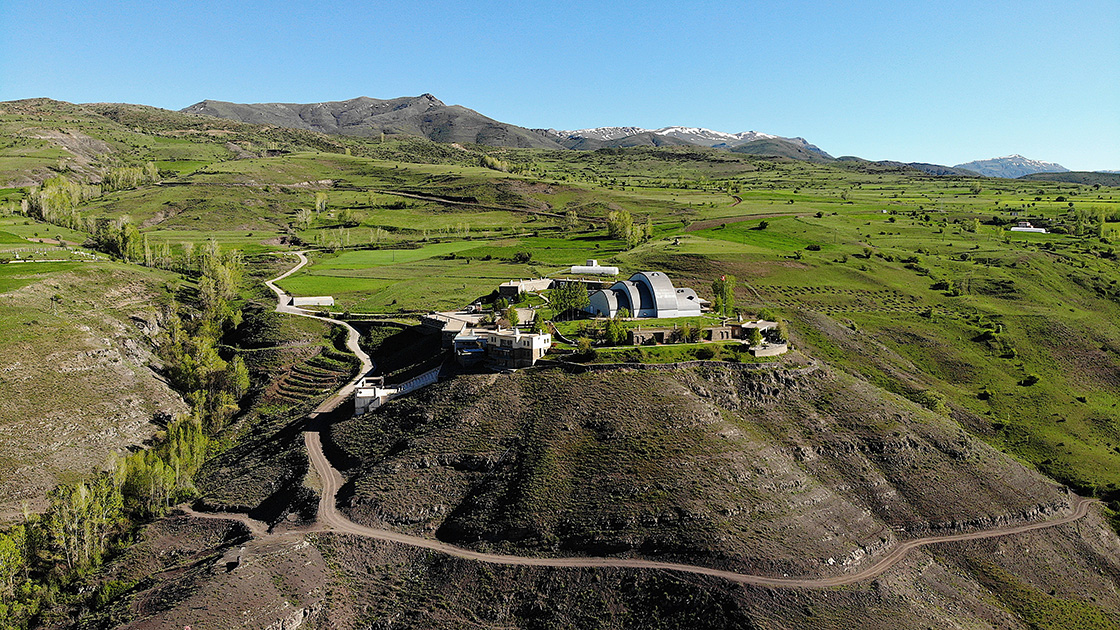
290,296,335,307
453,327,552,368
1010,221,1047,234
570,259,620,276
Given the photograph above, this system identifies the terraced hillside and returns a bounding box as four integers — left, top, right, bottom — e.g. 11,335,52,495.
192,298,360,524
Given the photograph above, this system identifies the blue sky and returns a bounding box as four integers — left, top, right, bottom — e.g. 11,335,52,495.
2,0,1117,170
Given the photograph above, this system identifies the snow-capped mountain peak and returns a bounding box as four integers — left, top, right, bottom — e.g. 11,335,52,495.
552,125,784,147
651,127,777,145
551,126,650,141
953,155,1069,178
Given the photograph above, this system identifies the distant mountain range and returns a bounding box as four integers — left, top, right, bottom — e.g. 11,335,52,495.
540,125,833,159
181,94,1101,178
953,155,1069,178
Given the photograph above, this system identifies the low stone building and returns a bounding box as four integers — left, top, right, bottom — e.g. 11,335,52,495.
497,278,553,300
290,296,334,307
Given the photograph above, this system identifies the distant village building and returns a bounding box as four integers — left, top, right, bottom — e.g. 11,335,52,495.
1010,221,1047,233
587,271,703,319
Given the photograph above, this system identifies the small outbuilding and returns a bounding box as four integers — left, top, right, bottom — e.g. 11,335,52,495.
570,259,619,276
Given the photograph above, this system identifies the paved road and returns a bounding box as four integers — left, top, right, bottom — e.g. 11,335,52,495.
186,253,1098,589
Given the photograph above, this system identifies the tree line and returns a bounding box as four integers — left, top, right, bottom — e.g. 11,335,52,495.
0,241,249,629
606,208,654,249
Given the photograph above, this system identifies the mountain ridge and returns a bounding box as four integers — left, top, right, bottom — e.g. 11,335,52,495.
170,94,1089,175
954,154,1069,178
181,95,564,149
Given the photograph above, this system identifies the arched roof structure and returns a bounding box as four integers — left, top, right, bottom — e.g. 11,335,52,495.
585,271,703,319
630,272,678,318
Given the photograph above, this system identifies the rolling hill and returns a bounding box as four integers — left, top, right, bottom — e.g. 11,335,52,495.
1018,171,1120,187
730,137,835,162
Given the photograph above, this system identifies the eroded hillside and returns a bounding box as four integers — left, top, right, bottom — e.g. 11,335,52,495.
0,262,187,518
327,364,1074,579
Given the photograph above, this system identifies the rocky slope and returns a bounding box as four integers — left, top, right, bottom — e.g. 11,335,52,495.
0,263,188,519
82,362,1120,629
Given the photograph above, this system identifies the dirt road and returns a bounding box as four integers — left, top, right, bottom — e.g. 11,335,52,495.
188,253,1097,589
263,251,373,414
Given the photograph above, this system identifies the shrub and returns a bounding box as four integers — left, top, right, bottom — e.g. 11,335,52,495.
914,389,948,414
574,337,597,362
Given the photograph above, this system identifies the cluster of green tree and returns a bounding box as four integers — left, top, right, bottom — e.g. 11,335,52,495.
86,217,222,275
22,175,101,231
335,208,359,227
101,163,158,192
669,322,704,343
0,413,211,628
601,309,630,345
480,155,512,172
1070,206,1113,238
710,274,736,317
0,241,249,628
606,209,653,248
87,216,142,262
549,282,590,320
162,244,249,432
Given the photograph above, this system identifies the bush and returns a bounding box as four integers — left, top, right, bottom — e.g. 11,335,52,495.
914,389,948,414
694,346,716,360
757,308,779,322
574,337,597,362
1020,374,1041,386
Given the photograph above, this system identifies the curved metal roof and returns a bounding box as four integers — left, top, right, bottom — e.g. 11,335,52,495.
609,280,643,315
588,288,619,317
630,272,678,316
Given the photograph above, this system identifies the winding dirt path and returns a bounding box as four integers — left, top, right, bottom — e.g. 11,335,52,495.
187,253,1098,589
263,251,373,413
